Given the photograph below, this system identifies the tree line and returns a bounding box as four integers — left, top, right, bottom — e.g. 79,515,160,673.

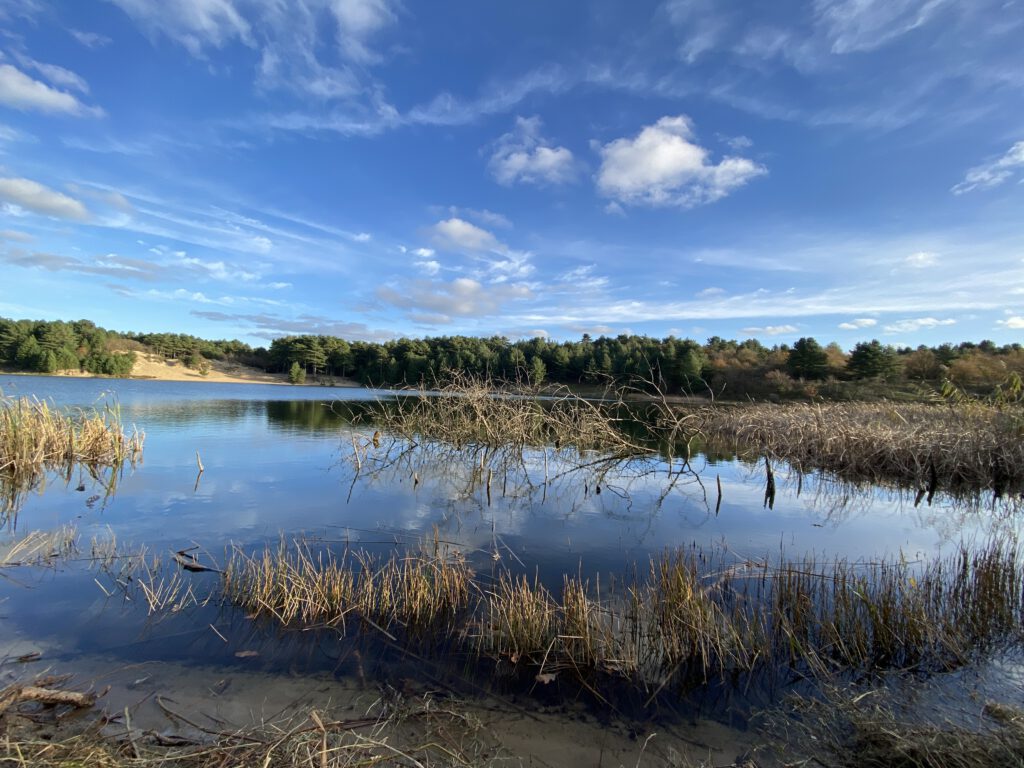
1,316,1021,398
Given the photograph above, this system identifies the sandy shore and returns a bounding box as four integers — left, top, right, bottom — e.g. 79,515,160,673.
28,353,360,387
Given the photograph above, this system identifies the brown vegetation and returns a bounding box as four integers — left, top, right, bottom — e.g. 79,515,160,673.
223,538,1024,692
0,396,144,516
702,401,1024,495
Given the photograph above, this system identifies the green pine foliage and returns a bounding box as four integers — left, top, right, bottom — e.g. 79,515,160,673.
2,316,1023,400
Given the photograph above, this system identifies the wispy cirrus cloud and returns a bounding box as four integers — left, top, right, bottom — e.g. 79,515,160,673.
952,141,1024,194
883,317,956,333
739,323,798,336
69,29,113,49
0,250,163,281
191,309,395,341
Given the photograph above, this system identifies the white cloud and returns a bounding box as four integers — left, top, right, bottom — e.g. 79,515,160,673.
412,247,435,258
665,0,729,62
13,54,89,93
487,250,534,282
352,232,372,242
0,177,89,220
430,217,503,252
997,316,1024,330
268,281,291,289
558,265,608,290
814,0,950,54
905,251,938,267
740,324,798,336
838,317,878,330
596,116,766,208
70,29,113,48
108,0,254,56
415,259,440,276
109,0,397,100
329,0,396,63
489,116,576,186
377,276,532,318
951,141,1024,194
0,229,33,242
0,64,102,116
446,206,513,229
883,317,956,333
179,255,260,282
603,201,626,216
697,287,725,297
720,134,753,151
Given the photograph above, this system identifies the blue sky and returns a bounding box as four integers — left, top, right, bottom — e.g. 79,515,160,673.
1,0,1022,349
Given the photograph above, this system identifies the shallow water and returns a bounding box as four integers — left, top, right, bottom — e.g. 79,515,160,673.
1,374,1021,761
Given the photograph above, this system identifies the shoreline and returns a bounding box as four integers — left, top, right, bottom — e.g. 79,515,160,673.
1,354,362,388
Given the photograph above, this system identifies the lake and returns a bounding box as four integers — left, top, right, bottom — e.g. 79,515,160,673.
1,374,1021,765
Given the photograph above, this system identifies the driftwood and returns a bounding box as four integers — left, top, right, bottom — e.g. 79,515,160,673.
0,684,96,716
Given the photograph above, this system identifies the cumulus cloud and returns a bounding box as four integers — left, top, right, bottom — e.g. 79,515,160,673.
0,177,89,220
376,276,532,320
838,317,878,330
415,259,440,276
999,316,1024,330
596,116,766,208
740,324,798,336
0,64,102,116
952,141,1024,194
488,116,576,186
883,317,956,333
430,217,503,252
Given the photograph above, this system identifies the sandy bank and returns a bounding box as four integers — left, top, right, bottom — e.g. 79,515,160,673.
23,353,360,387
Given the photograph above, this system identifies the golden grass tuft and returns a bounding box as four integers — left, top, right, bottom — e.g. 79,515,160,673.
0,395,144,516
222,539,1024,692
703,401,1024,495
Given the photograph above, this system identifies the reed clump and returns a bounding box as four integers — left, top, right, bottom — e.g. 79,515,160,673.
361,373,695,455
0,395,144,515
223,540,472,638
222,539,1024,692
703,401,1024,495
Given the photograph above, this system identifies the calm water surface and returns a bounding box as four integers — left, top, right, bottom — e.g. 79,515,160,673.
1,374,1021,745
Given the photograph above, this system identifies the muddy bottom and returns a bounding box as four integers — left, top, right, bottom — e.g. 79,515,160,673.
1,639,764,767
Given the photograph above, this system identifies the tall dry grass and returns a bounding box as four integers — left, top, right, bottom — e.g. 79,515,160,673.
222,539,1024,692
703,401,1024,495
0,395,144,516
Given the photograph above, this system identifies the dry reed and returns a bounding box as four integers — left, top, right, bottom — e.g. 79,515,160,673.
0,684,499,768
765,682,1024,768
0,395,144,516
359,373,697,456
222,539,1024,693
703,401,1024,495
